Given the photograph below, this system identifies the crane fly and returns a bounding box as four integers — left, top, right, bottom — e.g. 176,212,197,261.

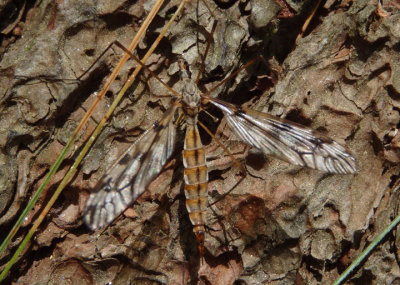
83,49,357,258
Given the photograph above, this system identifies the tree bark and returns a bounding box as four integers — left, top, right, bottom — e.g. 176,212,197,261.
0,0,399,284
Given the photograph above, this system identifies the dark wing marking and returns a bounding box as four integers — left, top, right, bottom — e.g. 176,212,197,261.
84,104,178,230
210,98,356,174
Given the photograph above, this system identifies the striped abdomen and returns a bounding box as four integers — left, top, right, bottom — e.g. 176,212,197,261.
182,122,208,255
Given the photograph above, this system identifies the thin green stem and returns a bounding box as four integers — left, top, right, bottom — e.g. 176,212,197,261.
333,212,400,285
0,0,176,281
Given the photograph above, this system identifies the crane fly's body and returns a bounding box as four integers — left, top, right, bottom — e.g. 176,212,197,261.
83,68,357,255
181,79,209,255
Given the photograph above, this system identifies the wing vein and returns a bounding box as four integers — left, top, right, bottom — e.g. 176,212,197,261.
84,103,178,230
210,98,356,174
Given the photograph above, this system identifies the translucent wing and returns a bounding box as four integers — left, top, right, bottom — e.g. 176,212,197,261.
84,104,178,230
210,98,356,174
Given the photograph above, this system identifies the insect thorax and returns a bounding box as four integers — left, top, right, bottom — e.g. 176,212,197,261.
181,78,202,120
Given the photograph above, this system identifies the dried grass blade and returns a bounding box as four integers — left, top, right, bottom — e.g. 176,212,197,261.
0,0,185,281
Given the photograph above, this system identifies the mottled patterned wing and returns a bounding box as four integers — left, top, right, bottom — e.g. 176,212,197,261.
84,104,178,230
210,98,356,174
